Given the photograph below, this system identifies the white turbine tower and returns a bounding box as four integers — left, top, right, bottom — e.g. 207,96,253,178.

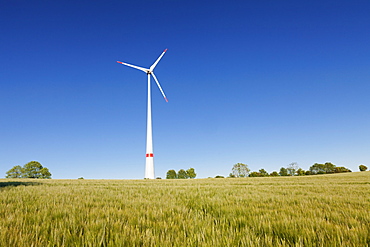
117,49,168,179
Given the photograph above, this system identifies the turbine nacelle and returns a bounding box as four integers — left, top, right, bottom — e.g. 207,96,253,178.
116,49,168,102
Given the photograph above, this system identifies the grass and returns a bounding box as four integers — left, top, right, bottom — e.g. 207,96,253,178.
1,172,369,246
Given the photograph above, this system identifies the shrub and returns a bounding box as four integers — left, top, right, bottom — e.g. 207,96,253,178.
359,165,368,172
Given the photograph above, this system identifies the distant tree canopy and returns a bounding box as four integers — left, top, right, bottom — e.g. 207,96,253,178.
249,169,269,177
6,161,52,179
232,163,250,178
259,169,269,177
249,171,260,177
279,167,289,176
177,169,188,179
166,168,196,179
186,168,197,179
229,162,353,178
270,171,279,176
334,167,351,173
296,168,305,176
5,165,23,178
309,162,346,175
166,169,177,179
287,162,299,176
359,164,368,172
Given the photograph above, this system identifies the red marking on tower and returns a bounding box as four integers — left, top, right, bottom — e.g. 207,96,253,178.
146,153,154,157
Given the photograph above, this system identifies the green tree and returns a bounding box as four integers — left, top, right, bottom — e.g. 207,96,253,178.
249,171,261,177
270,171,279,176
359,164,368,171
186,168,196,179
296,168,306,176
177,169,188,179
334,167,352,173
324,162,336,174
310,162,336,174
5,165,24,178
287,162,298,176
6,161,51,179
23,161,42,178
279,167,289,176
259,169,269,177
232,163,250,177
166,169,177,179
40,167,52,179
309,163,325,174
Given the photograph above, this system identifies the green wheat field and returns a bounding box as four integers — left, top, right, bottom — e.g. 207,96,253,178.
1,172,369,246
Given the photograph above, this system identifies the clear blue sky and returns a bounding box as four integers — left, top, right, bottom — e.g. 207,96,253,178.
1,1,369,178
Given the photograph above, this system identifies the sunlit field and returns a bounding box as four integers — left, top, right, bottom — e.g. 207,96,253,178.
1,172,369,246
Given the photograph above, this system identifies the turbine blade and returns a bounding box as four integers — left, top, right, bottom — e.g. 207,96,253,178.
149,49,167,72
117,61,148,73
151,72,168,102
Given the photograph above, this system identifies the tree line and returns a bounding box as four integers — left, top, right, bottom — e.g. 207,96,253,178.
5,161,367,179
5,161,52,179
228,162,367,178
166,168,196,179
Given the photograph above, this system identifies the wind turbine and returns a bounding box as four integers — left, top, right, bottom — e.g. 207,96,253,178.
117,49,168,179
